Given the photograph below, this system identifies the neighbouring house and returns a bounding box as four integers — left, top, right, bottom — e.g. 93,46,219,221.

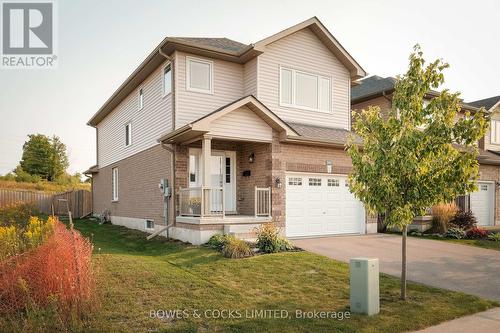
85,17,377,244
352,76,500,229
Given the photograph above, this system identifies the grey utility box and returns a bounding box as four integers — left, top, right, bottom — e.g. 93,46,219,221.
349,258,380,316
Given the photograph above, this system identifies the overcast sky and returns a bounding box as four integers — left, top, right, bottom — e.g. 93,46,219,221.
1,0,498,175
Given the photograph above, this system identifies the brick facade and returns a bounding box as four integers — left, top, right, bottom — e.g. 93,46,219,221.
92,133,378,234
92,144,173,226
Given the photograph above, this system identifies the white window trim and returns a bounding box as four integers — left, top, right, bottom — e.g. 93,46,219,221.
145,219,155,231
125,122,132,147
112,168,119,201
491,120,500,144
138,88,144,110
162,63,172,97
279,66,332,113
186,56,214,95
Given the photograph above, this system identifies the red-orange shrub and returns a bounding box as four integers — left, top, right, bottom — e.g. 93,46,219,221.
0,219,95,320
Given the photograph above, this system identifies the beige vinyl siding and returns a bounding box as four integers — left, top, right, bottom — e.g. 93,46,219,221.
243,57,258,96
175,51,244,129
485,106,500,151
209,106,272,141
258,27,351,129
97,60,173,168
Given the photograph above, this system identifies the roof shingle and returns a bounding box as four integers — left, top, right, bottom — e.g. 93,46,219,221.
467,96,500,110
170,37,248,54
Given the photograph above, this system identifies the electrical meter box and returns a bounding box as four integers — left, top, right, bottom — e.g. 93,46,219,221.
349,258,380,316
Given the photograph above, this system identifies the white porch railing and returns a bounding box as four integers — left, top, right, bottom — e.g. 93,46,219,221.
179,187,224,217
179,186,271,218
255,187,271,217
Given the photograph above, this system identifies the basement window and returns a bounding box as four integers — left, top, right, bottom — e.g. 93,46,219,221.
145,220,155,231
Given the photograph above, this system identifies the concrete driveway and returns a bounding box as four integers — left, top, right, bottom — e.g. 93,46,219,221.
293,234,500,301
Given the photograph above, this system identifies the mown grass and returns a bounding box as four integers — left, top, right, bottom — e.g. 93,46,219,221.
53,219,499,333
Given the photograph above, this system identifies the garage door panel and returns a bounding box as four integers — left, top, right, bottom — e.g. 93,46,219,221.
286,174,365,237
471,182,494,226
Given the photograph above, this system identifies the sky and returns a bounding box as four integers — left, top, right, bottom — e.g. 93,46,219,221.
0,0,499,175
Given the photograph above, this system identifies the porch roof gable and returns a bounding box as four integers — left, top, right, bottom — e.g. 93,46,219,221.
158,95,298,143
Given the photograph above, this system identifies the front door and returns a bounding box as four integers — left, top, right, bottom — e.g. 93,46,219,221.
210,152,236,213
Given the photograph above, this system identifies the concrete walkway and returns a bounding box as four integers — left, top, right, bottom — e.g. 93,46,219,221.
293,234,500,301
413,308,500,332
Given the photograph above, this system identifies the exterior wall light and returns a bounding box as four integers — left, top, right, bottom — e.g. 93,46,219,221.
249,153,255,163
326,160,333,174
275,177,282,188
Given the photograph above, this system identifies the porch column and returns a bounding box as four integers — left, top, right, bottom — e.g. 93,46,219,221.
201,135,212,186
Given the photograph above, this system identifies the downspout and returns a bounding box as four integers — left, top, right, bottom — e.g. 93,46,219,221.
159,48,176,239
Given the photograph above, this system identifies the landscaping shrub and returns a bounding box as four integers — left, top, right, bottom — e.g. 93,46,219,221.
431,203,458,233
444,227,466,239
487,232,500,242
450,210,477,231
0,218,95,323
466,227,488,239
221,237,253,259
255,224,293,253
0,202,38,227
207,233,231,251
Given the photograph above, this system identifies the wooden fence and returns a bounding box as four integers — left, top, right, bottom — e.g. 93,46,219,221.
0,189,92,218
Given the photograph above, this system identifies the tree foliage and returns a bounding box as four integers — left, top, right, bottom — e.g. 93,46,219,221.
18,134,69,182
347,45,489,229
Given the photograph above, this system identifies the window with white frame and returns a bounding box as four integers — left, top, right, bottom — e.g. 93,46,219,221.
145,220,155,230
309,178,322,186
189,152,200,187
112,168,119,201
491,120,500,144
186,57,213,94
327,178,339,187
288,177,302,186
280,67,331,112
138,88,144,110
125,122,132,147
163,64,172,96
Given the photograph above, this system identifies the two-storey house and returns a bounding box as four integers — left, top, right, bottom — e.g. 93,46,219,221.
85,17,378,244
352,76,500,229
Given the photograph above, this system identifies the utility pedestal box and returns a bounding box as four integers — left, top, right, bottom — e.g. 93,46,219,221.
349,258,380,316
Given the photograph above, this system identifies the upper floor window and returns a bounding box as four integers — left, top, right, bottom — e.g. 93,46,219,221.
112,167,119,201
280,67,331,113
186,56,213,94
491,120,500,144
125,122,132,147
138,88,144,110
163,65,172,96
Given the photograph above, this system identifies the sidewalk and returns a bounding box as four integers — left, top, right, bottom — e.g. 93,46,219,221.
413,308,500,332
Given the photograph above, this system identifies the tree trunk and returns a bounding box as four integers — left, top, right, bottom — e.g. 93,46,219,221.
401,225,408,300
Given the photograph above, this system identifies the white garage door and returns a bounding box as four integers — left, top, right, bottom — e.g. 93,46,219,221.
470,181,494,226
285,174,365,237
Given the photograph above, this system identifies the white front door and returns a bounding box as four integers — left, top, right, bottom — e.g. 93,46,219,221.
470,182,494,226
209,152,236,213
285,174,365,237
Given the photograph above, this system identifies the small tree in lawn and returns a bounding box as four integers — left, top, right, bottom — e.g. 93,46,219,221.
347,45,489,300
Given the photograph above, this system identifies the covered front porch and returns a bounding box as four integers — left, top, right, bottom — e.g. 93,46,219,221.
156,96,299,229
176,136,273,225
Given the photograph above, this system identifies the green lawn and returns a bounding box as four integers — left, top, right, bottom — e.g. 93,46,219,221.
66,220,498,332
